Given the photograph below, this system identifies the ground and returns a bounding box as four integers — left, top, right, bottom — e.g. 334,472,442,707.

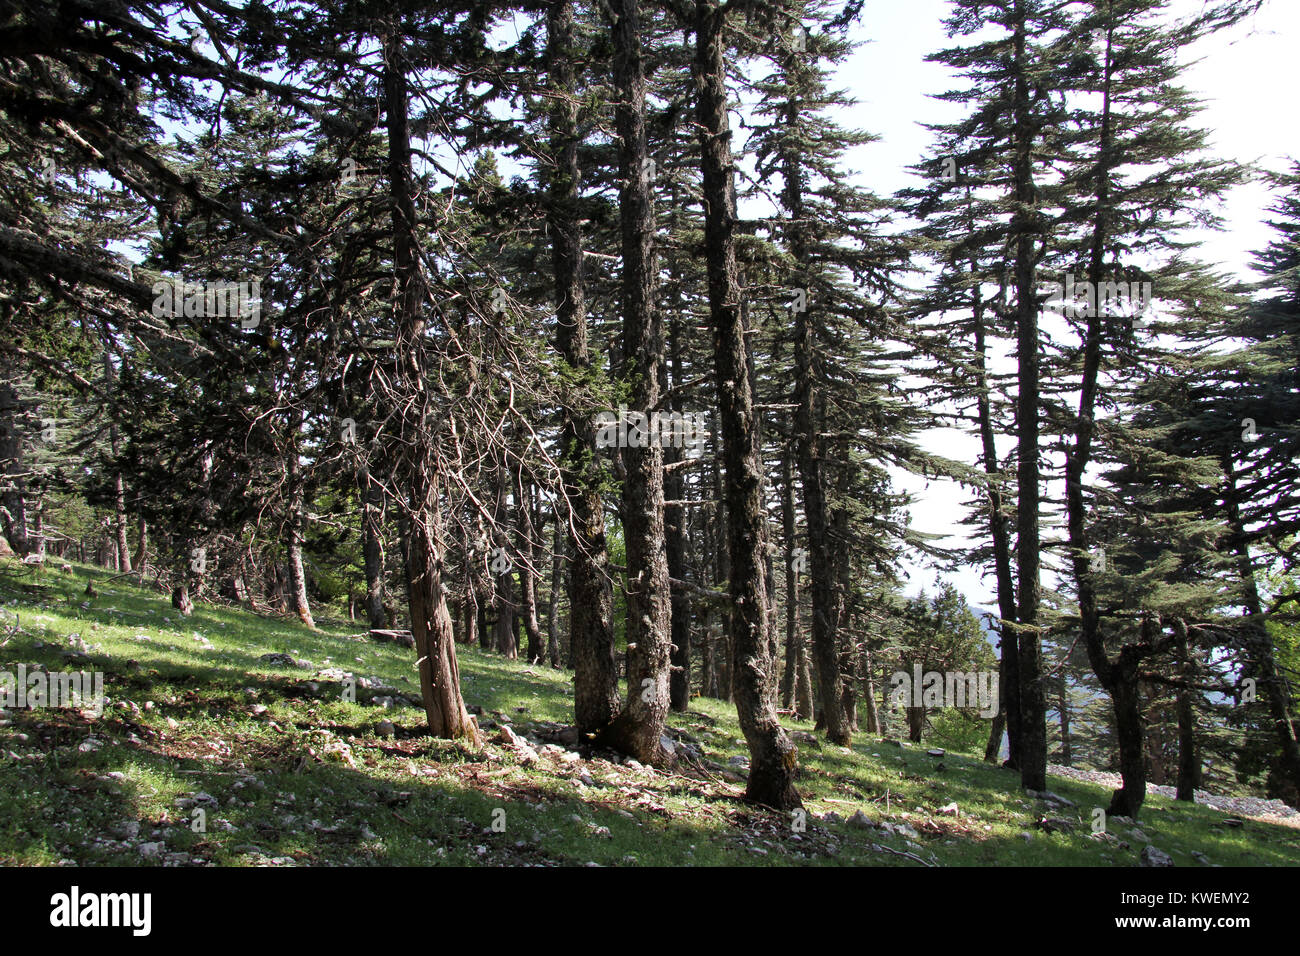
2,560,1297,867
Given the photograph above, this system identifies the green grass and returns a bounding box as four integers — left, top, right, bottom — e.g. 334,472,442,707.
1,558,1297,867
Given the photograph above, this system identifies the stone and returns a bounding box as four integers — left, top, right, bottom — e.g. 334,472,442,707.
1139,845,1174,867
939,802,959,816
848,810,874,829
257,652,301,668
376,720,396,738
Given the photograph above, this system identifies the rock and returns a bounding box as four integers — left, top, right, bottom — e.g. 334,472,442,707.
257,653,302,668
1222,818,1244,828
113,820,140,840
939,802,959,816
821,811,844,824
1019,831,1033,842
558,726,581,747
848,810,874,829
1140,845,1174,867
926,748,945,758
497,725,525,747
727,755,750,769
376,720,396,738
1126,828,1150,843
1041,790,1076,808
138,842,165,859
1036,817,1076,833
659,735,676,756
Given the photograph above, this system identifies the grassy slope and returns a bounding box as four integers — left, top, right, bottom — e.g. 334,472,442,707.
1,560,1296,867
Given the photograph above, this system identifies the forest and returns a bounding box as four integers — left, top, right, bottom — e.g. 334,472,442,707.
1,0,1298,871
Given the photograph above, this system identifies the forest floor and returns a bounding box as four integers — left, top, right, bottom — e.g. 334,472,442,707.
2,559,1298,867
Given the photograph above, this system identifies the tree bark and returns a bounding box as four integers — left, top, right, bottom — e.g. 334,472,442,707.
596,0,673,765
696,0,800,809
1011,0,1046,792
361,467,387,631
383,29,477,744
548,0,619,735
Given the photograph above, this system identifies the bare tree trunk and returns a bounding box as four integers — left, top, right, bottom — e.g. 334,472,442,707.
696,0,800,809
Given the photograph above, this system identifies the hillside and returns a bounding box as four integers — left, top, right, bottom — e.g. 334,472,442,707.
2,560,1296,868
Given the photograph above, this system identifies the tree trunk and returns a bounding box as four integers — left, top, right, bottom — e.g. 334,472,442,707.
779,454,800,711
1058,673,1072,767
1108,646,1147,818
1223,453,1300,806
104,350,132,573
361,468,387,631
788,189,849,745
696,0,800,810
1011,0,1046,792
1174,621,1199,801
285,433,315,629
547,516,563,667
384,30,477,744
133,515,148,574
548,0,619,736
516,476,545,665
596,0,672,765
0,380,29,556
970,249,1021,767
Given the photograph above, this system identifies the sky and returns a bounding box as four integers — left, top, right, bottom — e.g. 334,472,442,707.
814,0,1299,606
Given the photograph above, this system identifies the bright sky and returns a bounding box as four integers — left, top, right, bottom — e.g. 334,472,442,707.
821,0,1298,605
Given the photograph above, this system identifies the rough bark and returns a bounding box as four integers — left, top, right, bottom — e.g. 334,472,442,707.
548,0,619,735
697,0,800,809
596,0,673,765
786,161,849,745
1011,0,1046,791
383,30,477,744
